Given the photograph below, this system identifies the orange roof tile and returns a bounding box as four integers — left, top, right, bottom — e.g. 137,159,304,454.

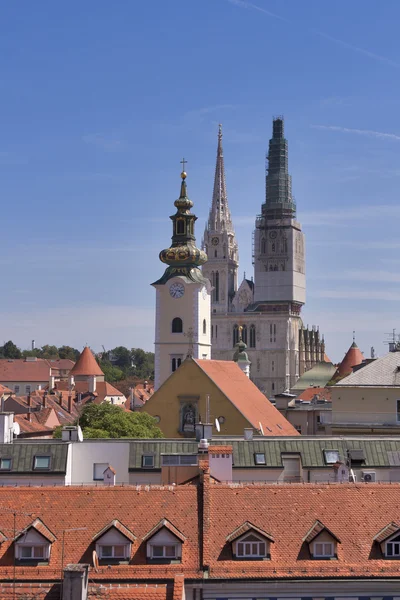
194,360,299,436
0,358,51,382
0,486,200,579
297,387,331,402
337,341,364,377
69,347,104,377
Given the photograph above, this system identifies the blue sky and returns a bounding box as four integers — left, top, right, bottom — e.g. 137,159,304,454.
1,0,400,362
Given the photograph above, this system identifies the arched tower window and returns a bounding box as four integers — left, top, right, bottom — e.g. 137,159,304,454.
241,324,247,344
249,324,256,348
172,317,183,333
176,219,185,235
211,325,214,339
203,319,207,334
271,242,276,253
214,250,217,258
233,324,239,347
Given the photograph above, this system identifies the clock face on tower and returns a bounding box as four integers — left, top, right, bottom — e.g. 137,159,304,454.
169,282,185,299
211,237,219,246
269,230,277,240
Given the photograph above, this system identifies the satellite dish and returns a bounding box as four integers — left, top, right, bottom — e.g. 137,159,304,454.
92,550,99,572
77,426,83,442
259,421,265,436
13,422,20,437
215,418,220,433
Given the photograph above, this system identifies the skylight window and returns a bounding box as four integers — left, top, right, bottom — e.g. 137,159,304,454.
254,453,266,465
0,458,12,471
33,456,50,470
323,450,340,465
142,455,155,468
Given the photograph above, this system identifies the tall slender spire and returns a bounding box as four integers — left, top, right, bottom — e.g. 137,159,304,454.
206,124,234,234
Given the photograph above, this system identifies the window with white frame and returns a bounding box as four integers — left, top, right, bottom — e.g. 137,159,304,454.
254,453,266,465
236,533,267,558
17,544,48,560
98,544,129,559
312,541,334,557
151,544,178,559
386,534,400,557
25,385,31,394
323,450,340,465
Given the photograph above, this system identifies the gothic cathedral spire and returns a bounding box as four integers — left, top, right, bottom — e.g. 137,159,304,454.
202,125,239,314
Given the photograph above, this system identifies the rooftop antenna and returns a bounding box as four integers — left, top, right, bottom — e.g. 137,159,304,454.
384,328,399,352
206,394,210,423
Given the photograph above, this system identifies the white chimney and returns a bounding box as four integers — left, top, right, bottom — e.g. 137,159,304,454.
69,374,75,390
198,438,209,453
49,375,55,389
88,375,96,393
0,413,14,444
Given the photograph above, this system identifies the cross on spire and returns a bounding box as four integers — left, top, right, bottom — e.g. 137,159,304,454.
180,157,187,171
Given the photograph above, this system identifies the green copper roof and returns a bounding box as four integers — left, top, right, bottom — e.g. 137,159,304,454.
153,171,208,285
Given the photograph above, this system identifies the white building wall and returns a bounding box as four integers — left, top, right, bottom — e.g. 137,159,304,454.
69,441,130,485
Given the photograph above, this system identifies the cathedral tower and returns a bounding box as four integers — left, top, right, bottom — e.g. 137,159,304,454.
152,167,212,390
202,125,239,314
253,117,306,305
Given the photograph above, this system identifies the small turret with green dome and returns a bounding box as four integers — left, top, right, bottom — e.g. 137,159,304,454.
153,165,209,285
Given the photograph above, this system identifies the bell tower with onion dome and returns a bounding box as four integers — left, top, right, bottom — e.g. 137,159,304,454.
152,163,212,390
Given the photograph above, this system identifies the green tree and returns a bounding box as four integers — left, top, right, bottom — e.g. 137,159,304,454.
58,345,80,361
131,348,154,380
2,340,22,359
39,345,59,359
78,403,163,438
100,362,124,383
110,346,132,369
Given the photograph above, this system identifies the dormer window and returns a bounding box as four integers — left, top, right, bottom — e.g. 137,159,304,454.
227,522,274,560
93,520,135,564
143,519,185,563
14,518,56,564
374,523,400,558
386,535,400,557
303,520,340,559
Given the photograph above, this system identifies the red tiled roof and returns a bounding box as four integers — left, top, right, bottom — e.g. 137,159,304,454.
0,486,199,579
14,413,54,435
207,482,400,578
48,359,75,371
208,445,233,455
194,360,299,436
337,342,364,377
323,353,332,363
70,347,104,377
226,521,274,543
297,387,331,402
0,358,51,382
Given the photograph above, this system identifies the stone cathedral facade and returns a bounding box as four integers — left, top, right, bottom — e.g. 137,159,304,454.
202,119,325,396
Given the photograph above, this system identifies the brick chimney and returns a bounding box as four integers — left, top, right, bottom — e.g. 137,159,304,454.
59,392,63,408
43,392,47,408
68,395,73,414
